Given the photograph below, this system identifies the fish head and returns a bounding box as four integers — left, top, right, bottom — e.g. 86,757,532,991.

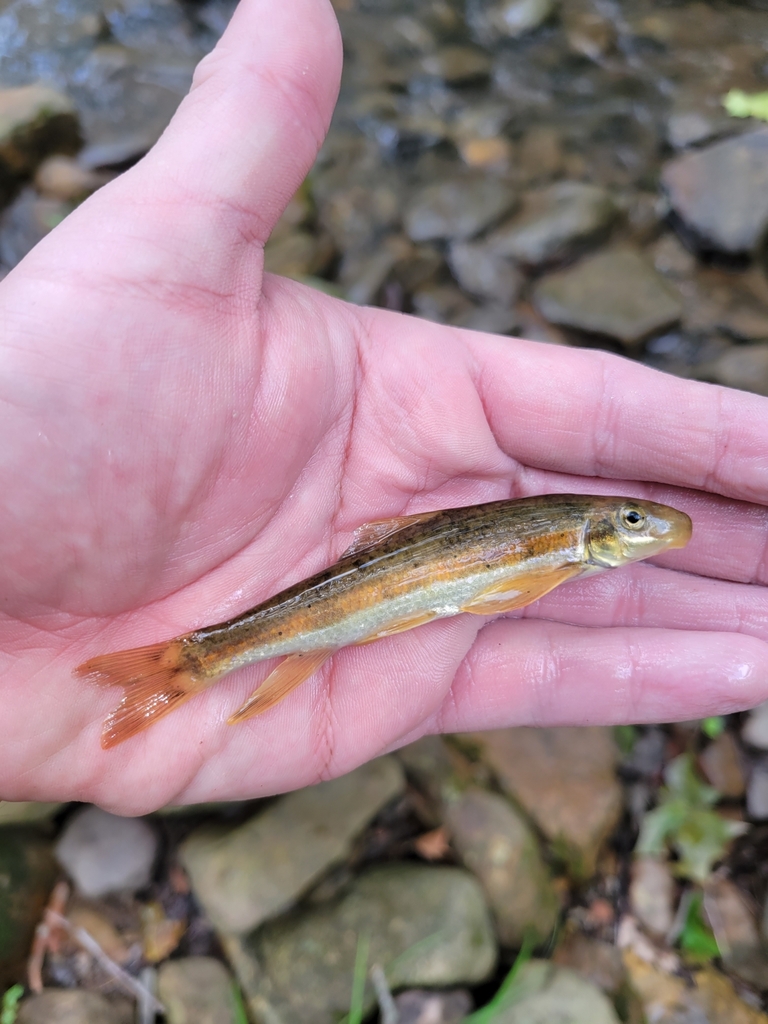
585,498,692,568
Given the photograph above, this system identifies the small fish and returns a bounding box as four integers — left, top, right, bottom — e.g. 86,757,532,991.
76,495,692,748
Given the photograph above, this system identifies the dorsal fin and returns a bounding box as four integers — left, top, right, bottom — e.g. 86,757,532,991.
341,510,444,558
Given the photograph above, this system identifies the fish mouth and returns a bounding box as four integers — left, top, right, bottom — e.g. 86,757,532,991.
663,509,693,549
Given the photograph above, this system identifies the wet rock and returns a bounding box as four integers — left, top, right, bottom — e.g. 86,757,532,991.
623,947,768,1024
747,762,768,819
709,344,768,398
533,247,683,347
448,239,522,303
629,857,675,939
704,877,768,989
227,864,497,1024
475,728,622,879
158,957,237,1024
743,701,768,750
418,47,492,85
0,828,57,986
700,732,746,798
488,182,617,268
404,177,517,243
0,84,81,192
394,989,472,1024
56,805,157,898
662,129,768,256
467,0,556,45
552,934,626,995
17,990,133,1024
0,801,63,825
446,788,559,946
181,757,404,935
489,960,620,1024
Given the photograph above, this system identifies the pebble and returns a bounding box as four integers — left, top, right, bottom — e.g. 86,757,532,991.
661,129,768,255
404,176,517,243
0,84,81,192
467,0,556,45
0,828,57,987
704,876,768,989
629,857,675,939
552,934,627,995
226,863,497,1024
651,233,697,279
55,805,158,898
710,344,768,398
474,727,623,879
700,732,746,798
158,957,238,1024
489,182,617,268
517,126,564,183
446,787,559,946
394,990,472,1024
417,46,492,85
489,960,620,1024
447,239,522,303
180,756,404,934
623,948,768,1024
17,991,133,1024
742,701,768,750
33,155,105,201
533,247,683,347
747,762,768,820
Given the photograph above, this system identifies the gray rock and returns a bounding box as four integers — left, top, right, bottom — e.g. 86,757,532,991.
181,757,404,934
404,177,517,243
747,762,768,819
55,805,157,897
448,239,522,303
455,304,521,335
533,247,683,347
0,828,57,986
396,735,465,808
394,990,472,1024
488,182,617,268
446,788,559,946
489,960,620,1024
709,344,768,397
0,188,72,268
227,863,497,1024
474,727,622,879
158,957,237,1024
468,0,556,45
629,857,675,939
651,234,697,279
18,991,132,1024
0,84,81,193
551,935,626,995
743,701,768,750
662,129,768,255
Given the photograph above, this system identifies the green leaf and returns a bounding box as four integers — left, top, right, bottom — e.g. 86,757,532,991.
347,932,370,1024
1,986,24,1024
231,983,249,1024
701,717,725,739
723,89,768,121
462,932,536,1023
678,891,720,963
614,725,637,756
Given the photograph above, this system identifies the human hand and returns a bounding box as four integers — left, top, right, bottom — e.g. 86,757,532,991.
0,0,766,814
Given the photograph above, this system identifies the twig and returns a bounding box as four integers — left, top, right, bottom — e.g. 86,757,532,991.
137,966,158,1024
46,910,165,1015
370,964,399,1024
28,880,70,992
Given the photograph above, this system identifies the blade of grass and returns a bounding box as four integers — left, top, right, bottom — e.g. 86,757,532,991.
1,986,24,1024
462,932,536,1024
346,932,370,1024
231,982,249,1024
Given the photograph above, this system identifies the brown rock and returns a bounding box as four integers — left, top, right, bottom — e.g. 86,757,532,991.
0,84,81,192
552,933,626,994
700,732,746,798
33,156,105,201
709,344,768,397
446,788,559,946
704,877,768,989
475,728,622,879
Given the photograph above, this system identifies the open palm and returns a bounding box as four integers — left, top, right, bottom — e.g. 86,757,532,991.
1,0,766,814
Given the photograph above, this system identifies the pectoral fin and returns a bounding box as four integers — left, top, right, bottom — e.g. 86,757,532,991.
227,648,335,724
355,610,438,644
341,510,443,558
460,566,582,615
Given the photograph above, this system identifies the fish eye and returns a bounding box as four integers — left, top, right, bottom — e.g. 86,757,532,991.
620,506,646,530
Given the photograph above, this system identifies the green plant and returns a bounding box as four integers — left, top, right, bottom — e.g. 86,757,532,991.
678,891,719,963
637,753,746,882
701,717,725,740
462,933,536,1023
231,982,249,1024
1,986,24,1024
723,89,768,121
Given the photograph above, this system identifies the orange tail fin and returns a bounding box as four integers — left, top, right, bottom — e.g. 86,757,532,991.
75,640,203,749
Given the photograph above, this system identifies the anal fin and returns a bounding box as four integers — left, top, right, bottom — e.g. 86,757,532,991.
227,648,335,724
355,610,438,644
460,565,582,615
